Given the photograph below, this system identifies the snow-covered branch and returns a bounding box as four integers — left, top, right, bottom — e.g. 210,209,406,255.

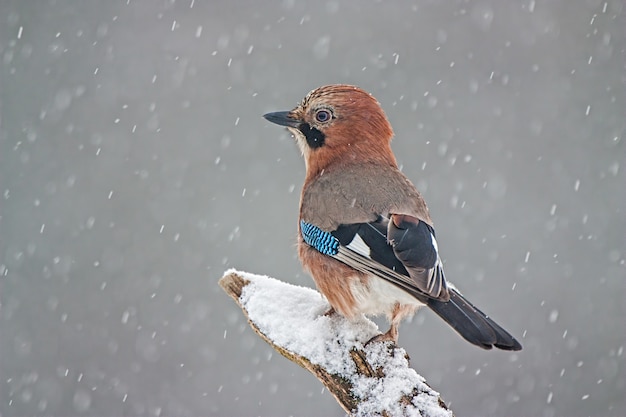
219,269,454,417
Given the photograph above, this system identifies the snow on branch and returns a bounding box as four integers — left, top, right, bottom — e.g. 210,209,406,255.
219,269,454,417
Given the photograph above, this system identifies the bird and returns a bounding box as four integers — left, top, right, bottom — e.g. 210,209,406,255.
263,84,522,351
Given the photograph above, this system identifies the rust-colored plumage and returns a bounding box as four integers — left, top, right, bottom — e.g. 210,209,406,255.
263,85,522,350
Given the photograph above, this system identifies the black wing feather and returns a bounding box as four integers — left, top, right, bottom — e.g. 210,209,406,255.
329,217,522,351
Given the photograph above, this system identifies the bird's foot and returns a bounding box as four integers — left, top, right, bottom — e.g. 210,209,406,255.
365,326,398,346
323,306,337,317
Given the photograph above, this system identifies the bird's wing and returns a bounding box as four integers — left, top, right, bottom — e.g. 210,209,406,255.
387,214,448,301
300,217,523,351
300,213,449,302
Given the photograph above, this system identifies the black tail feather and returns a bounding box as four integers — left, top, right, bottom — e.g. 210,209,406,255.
427,289,522,351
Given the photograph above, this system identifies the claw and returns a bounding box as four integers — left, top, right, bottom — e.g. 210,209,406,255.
323,306,336,317
365,324,398,346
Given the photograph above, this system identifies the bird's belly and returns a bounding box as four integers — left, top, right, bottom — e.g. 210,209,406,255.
350,275,424,316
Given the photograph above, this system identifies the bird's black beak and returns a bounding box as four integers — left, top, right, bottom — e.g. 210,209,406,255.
263,111,301,128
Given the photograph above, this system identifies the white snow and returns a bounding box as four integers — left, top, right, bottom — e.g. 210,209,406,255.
227,269,452,417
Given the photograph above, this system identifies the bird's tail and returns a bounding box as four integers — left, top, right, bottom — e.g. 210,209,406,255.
427,288,522,351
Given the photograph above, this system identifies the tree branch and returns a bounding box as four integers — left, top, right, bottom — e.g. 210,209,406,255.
219,269,454,417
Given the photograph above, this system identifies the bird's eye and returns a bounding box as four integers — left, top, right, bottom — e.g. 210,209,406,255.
315,110,331,123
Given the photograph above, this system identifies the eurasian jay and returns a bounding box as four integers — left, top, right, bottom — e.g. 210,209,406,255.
263,84,522,350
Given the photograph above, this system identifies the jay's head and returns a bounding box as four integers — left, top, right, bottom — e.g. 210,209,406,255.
264,85,396,174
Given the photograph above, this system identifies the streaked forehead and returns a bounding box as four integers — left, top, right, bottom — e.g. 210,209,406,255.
299,84,368,108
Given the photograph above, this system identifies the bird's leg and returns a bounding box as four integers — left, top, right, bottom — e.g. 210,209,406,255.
365,303,411,345
365,323,398,345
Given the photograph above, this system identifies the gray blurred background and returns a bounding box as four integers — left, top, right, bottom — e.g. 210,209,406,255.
1,1,624,416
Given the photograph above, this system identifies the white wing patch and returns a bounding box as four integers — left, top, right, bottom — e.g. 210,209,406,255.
346,233,371,258
426,233,446,297
430,232,439,252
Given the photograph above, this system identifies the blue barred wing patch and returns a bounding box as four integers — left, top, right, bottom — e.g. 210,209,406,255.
300,220,339,256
